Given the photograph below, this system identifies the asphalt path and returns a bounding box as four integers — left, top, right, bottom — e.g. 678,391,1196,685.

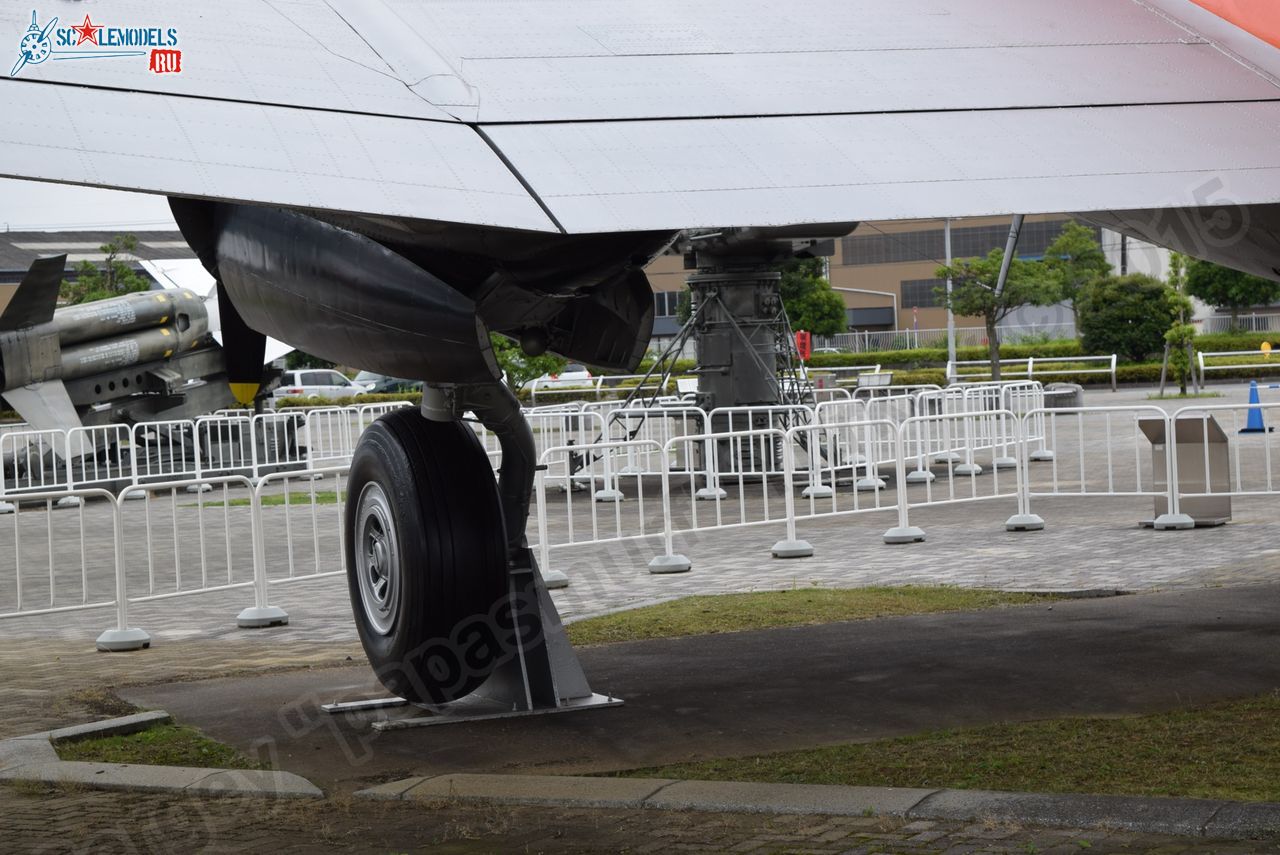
120,584,1280,794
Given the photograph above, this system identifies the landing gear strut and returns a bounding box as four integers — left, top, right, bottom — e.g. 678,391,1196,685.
332,382,619,726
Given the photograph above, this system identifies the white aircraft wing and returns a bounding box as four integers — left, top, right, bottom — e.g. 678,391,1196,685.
1,0,1280,232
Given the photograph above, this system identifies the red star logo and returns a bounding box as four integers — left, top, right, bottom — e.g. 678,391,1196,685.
71,15,102,46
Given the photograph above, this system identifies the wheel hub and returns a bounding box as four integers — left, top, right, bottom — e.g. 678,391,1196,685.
355,482,401,636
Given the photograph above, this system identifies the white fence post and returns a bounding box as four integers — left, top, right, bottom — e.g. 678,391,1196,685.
884,424,925,544
96,491,150,651
772,430,814,558
1153,410,1195,530
236,479,289,628
649,442,692,574
1005,412,1045,532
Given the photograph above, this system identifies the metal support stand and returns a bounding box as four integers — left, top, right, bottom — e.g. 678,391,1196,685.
322,554,619,729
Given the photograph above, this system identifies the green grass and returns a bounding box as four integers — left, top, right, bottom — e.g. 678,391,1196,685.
55,723,267,770
191,490,340,508
1147,391,1223,400
565,587,1059,647
618,692,1280,803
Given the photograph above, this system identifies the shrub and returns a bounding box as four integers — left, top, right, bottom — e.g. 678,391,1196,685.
1077,274,1179,362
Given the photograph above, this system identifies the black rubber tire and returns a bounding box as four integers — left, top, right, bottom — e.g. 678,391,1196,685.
345,410,508,704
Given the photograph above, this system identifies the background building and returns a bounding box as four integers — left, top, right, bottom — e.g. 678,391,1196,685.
647,217,1175,353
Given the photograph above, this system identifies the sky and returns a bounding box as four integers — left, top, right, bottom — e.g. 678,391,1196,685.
0,177,177,233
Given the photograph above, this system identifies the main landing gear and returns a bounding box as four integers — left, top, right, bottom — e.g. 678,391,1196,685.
328,383,619,728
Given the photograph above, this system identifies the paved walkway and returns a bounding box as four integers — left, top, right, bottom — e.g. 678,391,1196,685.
2,785,1272,854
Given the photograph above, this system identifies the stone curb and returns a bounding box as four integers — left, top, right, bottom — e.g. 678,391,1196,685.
354,773,1280,840
0,712,322,800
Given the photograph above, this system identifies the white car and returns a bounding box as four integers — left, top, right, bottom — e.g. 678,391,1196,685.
526,363,593,390
272,369,363,402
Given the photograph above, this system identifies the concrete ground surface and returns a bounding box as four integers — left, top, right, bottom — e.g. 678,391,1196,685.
3,383,1280,852
117,585,1280,790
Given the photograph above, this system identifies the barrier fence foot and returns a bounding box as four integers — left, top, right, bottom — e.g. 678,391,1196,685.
1029,449,1056,462
883,525,926,544
0,501,12,514
905,469,936,484
953,463,983,476
593,489,624,503
855,477,886,492
96,628,151,652
695,487,727,501
1153,513,1195,531
542,568,570,589
802,485,834,499
236,606,290,628
771,538,814,559
648,554,691,574
55,496,82,508
185,483,213,494
123,491,147,500
1005,513,1045,532
993,456,1019,470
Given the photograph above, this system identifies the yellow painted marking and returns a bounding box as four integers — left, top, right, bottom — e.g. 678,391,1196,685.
163,349,173,358
229,382,260,405
160,328,171,337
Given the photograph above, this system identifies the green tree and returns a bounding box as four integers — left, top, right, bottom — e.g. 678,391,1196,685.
489,333,567,393
1042,222,1111,333
1164,254,1196,395
59,235,152,304
777,258,847,337
1184,258,1280,331
1077,274,1180,362
935,249,1058,379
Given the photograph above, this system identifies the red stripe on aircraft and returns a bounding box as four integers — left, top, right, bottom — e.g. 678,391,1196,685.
1191,0,1280,49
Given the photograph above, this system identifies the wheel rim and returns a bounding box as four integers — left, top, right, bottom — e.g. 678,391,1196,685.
355,481,401,636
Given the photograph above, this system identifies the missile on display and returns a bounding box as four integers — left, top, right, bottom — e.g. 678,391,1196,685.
0,254,265,431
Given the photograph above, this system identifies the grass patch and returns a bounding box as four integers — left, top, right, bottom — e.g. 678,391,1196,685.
1147,391,1222,400
190,491,340,508
619,692,1280,803
56,723,268,770
565,587,1058,647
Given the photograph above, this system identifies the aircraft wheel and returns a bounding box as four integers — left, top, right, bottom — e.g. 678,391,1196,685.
346,410,507,704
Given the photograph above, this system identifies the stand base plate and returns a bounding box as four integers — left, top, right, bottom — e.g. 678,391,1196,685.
322,692,622,731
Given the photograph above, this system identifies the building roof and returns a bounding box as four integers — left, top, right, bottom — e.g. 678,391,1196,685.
0,230,194,280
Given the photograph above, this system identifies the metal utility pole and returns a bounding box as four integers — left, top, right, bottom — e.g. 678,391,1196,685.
945,218,956,366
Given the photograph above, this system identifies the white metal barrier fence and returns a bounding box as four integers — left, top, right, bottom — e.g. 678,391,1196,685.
7,397,1280,646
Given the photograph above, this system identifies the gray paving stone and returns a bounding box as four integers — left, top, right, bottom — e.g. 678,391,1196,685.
186,769,323,799
909,788,1227,837
0,735,57,770
1202,801,1280,838
0,760,212,792
352,775,432,800
644,780,937,817
397,773,675,808
48,710,172,743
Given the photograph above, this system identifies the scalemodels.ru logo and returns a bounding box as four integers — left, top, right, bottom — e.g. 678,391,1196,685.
10,10,181,77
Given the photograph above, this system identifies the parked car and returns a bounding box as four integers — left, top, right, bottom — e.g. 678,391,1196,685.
272,369,363,402
525,363,593,390
353,371,423,394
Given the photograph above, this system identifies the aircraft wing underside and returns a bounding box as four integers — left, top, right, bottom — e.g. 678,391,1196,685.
2,0,1280,234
